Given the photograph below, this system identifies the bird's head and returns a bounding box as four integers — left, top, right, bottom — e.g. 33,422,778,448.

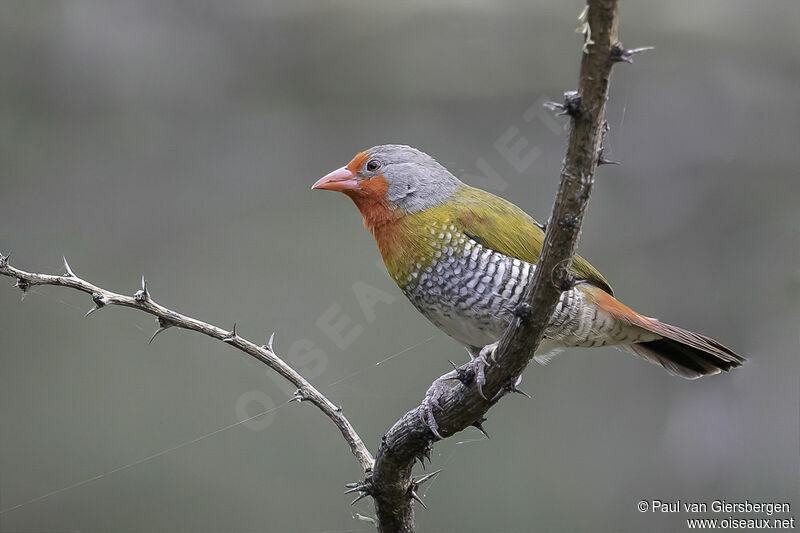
313,145,460,229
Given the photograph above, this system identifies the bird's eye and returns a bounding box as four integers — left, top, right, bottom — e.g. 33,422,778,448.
366,159,381,172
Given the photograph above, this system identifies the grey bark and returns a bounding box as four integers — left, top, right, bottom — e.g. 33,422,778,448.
0,1,646,530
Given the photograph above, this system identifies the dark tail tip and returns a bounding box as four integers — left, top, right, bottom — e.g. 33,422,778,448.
625,336,745,380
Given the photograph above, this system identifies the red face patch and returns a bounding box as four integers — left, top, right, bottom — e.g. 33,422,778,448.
343,174,394,227
338,150,403,238
346,151,370,175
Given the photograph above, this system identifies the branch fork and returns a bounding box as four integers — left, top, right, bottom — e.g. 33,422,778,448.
0,1,648,530
366,2,645,530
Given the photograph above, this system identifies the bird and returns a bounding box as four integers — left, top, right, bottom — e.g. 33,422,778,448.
312,144,744,400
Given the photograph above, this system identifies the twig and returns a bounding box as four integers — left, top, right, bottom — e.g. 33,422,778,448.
368,1,635,531
0,254,374,473
0,1,645,530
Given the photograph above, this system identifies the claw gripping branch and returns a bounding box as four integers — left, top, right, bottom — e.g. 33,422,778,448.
369,2,633,530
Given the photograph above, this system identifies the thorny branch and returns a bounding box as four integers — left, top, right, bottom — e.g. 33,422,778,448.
0,1,647,531
0,254,374,474
366,1,646,531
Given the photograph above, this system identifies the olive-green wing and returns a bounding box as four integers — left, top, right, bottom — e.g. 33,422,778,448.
452,185,614,295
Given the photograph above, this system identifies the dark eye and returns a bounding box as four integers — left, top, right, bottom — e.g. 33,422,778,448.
366,159,381,172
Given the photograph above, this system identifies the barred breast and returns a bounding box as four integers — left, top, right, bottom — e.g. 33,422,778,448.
398,225,658,352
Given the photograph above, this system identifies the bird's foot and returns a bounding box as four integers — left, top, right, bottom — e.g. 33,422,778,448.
420,367,462,440
471,341,499,400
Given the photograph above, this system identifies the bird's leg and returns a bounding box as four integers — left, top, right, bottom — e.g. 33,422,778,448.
420,344,497,437
419,366,463,440
471,341,499,400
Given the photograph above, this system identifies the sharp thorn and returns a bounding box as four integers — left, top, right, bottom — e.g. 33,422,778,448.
447,359,474,385
413,469,442,486
513,387,532,399
490,388,505,403
350,492,370,506
0,252,9,268
410,490,427,509
451,367,473,386
344,482,361,489
598,157,620,166
611,43,654,63
62,256,76,277
267,331,276,352
495,375,532,399
84,293,106,317
134,275,150,302
343,485,366,495
511,374,531,399
542,101,565,112
547,90,582,117
149,317,173,344
15,277,30,293
149,327,168,344
472,417,490,439
223,323,238,343
290,387,313,404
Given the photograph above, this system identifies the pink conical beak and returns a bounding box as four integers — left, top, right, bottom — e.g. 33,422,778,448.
312,166,360,192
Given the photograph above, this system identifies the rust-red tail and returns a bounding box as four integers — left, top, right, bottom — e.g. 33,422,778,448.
584,285,746,379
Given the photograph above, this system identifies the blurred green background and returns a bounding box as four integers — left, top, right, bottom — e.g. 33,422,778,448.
1,1,798,532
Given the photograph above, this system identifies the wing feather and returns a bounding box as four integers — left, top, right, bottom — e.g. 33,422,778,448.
452,185,614,294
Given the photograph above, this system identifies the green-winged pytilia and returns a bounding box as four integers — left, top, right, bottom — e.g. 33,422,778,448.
313,145,744,431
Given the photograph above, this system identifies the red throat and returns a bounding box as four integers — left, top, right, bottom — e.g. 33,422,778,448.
344,175,398,232
317,151,406,258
